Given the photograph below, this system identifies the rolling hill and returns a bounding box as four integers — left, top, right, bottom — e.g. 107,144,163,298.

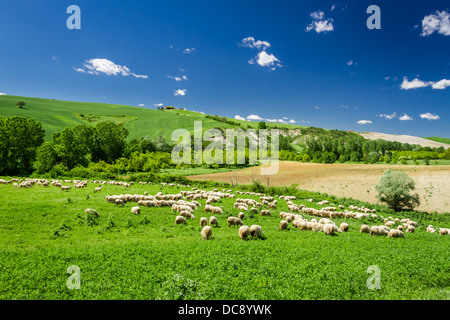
0,95,302,141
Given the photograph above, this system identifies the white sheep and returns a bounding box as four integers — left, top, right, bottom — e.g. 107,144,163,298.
238,225,250,240
238,212,245,220
388,229,404,238
131,206,140,215
323,224,341,235
209,216,219,228
85,208,99,217
249,225,262,238
227,217,243,227
260,210,271,216
175,216,187,225
360,224,370,234
439,228,448,236
200,217,208,227
340,223,349,232
280,220,288,231
201,226,212,240
406,225,415,233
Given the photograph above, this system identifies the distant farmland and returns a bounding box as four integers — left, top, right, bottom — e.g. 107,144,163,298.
188,161,450,214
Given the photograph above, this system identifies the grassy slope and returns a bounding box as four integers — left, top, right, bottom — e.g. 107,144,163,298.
0,182,449,299
0,95,306,142
424,137,450,145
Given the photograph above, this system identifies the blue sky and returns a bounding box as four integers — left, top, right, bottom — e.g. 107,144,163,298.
0,0,449,137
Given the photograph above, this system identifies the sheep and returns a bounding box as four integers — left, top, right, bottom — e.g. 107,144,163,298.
311,223,324,232
397,225,403,231
175,216,187,225
249,225,262,238
209,216,219,228
238,225,250,240
385,221,395,227
238,212,245,220
388,229,404,238
370,226,388,236
212,207,224,214
179,211,195,219
201,226,212,240
323,224,341,235
94,187,102,193
115,199,125,207
319,218,335,225
340,223,349,232
200,217,208,227
131,206,140,215
406,225,415,233
439,228,448,236
227,217,243,227
61,186,71,192
280,220,288,231
360,225,370,234
85,208,99,216
260,210,271,216
285,215,293,223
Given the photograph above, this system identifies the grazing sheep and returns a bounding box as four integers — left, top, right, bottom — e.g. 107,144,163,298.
311,223,324,232
323,224,341,235
340,223,349,232
85,208,99,217
201,226,212,240
260,210,271,216
175,216,187,225
280,220,288,231
238,225,250,240
360,225,370,234
238,212,245,220
388,229,404,238
200,217,208,227
61,186,71,192
94,187,102,193
227,217,243,227
115,199,125,207
397,225,403,231
209,216,219,228
131,206,140,215
439,228,448,236
385,221,395,227
406,225,415,233
212,207,224,214
249,225,262,238
285,215,293,223
370,226,388,236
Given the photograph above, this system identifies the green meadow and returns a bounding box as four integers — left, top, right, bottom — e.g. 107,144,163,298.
0,180,448,300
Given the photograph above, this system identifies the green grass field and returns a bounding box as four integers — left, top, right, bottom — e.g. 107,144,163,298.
0,95,303,142
0,180,448,300
424,137,450,145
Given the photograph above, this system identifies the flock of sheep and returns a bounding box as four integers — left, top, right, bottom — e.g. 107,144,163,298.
2,178,449,239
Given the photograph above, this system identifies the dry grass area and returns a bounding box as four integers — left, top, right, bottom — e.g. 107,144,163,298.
358,132,450,149
188,161,450,213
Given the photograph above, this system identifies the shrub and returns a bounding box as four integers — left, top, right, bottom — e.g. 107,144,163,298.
375,169,420,212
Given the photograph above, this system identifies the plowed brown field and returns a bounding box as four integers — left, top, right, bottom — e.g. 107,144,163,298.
187,161,450,213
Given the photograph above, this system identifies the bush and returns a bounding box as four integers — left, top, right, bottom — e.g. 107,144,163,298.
375,170,420,211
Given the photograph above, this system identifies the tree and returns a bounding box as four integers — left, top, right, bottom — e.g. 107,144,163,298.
258,122,267,130
375,169,420,211
0,116,45,175
92,121,129,163
16,101,26,109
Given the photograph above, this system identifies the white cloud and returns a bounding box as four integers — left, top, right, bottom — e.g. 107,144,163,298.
330,5,337,12
420,112,440,120
234,115,246,121
247,114,264,121
289,119,296,124
377,112,397,120
0,92,7,95
183,48,195,54
168,75,188,82
174,89,187,96
432,79,450,89
357,120,372,125
256,51,279,67
239,37,271,50
400,77,432,90
138,104,145,107
306,11,334,33
421,10,450,37
154,103,164,107
74,58,148,79
314,106,320,110
399,113,413,121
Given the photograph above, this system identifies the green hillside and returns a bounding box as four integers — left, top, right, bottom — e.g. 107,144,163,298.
424,137,450,145
0,95,304,141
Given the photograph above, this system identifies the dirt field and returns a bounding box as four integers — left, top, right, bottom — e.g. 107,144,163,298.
188,161,450,213
358,132,450,149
